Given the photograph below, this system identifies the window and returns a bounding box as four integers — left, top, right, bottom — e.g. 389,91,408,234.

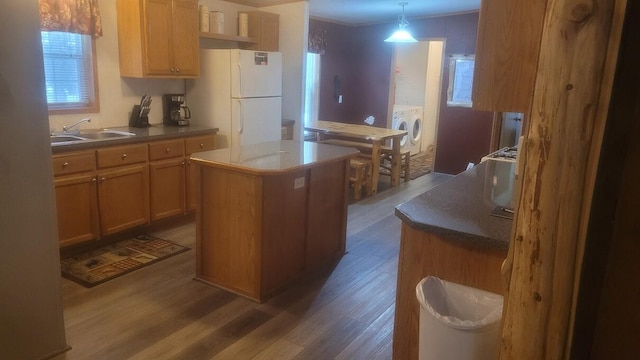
304,52,321,127
447,54,475,108
41,31,99,113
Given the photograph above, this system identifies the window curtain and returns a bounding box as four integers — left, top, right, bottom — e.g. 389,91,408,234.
39,0,102,38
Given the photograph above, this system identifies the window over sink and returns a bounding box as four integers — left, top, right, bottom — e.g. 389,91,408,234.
41,31,99,114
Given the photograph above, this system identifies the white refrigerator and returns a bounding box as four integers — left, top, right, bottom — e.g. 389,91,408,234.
186,49,283,148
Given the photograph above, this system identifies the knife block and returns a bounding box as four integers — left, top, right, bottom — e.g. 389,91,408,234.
129,105,150,128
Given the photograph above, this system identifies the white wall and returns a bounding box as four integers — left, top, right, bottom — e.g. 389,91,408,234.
1,2,68,359
422,40,444,152
265,1,309,141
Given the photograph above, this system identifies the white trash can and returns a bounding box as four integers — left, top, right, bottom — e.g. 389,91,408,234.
416,276,504,360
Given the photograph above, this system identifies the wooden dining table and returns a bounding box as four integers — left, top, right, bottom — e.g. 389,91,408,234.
305,120,408,194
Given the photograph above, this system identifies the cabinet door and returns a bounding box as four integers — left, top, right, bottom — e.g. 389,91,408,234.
246,11,279,51
144,0,174,75
98,164,150,236
149,158,186,221
171,0,199,76
55,173,99,247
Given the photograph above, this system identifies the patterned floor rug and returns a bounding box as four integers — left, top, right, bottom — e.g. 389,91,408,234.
379,149,434,180
61,234,189,288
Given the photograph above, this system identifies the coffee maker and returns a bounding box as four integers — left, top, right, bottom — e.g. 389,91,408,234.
162,94,191,126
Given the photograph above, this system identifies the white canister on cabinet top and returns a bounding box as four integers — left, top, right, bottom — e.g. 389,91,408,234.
238,12,249,37
199,5,210,32
210,11,224,34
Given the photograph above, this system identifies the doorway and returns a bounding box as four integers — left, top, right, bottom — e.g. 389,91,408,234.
390,40,445,161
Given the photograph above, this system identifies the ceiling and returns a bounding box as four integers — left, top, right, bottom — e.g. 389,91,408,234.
226,0,481,26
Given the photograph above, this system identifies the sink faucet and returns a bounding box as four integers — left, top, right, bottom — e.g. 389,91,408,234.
62,118,91,133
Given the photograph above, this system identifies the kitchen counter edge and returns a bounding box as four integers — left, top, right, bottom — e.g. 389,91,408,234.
51,125,219,154
394,161,513,252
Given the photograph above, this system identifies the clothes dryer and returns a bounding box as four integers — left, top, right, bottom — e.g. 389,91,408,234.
408,107,424,155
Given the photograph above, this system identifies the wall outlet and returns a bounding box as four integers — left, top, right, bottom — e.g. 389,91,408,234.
294,177,305,189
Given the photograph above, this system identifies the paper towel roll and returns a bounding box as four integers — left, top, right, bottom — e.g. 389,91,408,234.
238,12,249,37
199,5,210,32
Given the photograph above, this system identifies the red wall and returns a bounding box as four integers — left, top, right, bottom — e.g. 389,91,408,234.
310,13,494,175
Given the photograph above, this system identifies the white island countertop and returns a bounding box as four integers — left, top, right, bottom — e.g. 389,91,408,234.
190,140,359,175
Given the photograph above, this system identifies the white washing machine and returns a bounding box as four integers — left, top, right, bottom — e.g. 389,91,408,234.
392,105,423,155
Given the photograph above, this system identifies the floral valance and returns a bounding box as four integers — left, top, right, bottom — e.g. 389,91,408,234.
40,0,103,38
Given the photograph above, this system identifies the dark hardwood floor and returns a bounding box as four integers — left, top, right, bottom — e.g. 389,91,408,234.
53,172,452,360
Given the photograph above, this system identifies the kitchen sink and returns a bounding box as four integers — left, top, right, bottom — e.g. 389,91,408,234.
50,135,87,143
51,129,136,144
78,129,136,140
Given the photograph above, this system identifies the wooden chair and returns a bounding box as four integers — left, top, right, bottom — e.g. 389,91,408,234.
349,157,373,200
380,149,411,182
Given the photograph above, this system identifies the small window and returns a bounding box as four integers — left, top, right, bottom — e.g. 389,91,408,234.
447,54,475,108
41,31,99,114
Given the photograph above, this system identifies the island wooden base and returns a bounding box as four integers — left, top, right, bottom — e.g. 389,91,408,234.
392,222,507,360
195,159,350,303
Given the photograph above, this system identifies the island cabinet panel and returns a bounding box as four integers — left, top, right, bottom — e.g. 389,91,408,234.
194,143,353,302
261,171,308,295
472,0,546,112
392,223,507,360
306,161,350,268
198,168,262,297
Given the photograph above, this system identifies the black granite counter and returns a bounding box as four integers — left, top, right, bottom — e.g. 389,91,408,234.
395,160,515,251
51,124,218,154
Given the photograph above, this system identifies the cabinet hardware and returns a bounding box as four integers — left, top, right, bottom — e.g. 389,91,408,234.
63,162,69,167
199,143,204,148
166,148,171,153
122,153,127,159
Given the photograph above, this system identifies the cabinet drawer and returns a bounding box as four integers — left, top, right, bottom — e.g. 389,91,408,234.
52,151,96,176
185,135,216,154
97,144,148,169
149,139,185,161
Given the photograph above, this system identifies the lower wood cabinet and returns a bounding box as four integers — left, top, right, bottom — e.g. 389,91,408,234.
54,172,99,247
149,139,186,221
149,158,186,221
98,164,150,236
185,135,217,211
53,133,215,248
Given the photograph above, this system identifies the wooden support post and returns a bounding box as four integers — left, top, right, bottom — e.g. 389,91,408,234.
500,0,625,359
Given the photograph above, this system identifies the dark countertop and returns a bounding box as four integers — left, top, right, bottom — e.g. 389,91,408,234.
51,125,218,154
395,160,515,251
191,140,359,176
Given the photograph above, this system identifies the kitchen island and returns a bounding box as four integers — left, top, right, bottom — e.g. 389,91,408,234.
392,160,515,360
190,140,359,302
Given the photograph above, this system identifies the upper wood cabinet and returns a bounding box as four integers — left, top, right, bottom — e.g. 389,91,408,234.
116,0,200,78
471,0,546,113
241,11,279,52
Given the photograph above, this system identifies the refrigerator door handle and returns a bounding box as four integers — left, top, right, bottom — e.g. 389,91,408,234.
237,63,243,98
238,100,244,134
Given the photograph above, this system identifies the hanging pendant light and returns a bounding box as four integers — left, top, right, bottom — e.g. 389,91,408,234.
385,2,418,43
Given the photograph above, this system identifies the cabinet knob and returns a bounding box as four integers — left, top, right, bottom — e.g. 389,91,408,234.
166,148,171,153
100,177,106,182
176,68,181,72
170,68,175,72
62,162,69,167
121,153,127,159
199,143,204,148
182,160,185,167
92,177,97,183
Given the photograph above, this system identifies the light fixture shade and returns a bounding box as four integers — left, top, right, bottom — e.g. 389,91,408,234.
384,29,418,42
385,2,418,43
